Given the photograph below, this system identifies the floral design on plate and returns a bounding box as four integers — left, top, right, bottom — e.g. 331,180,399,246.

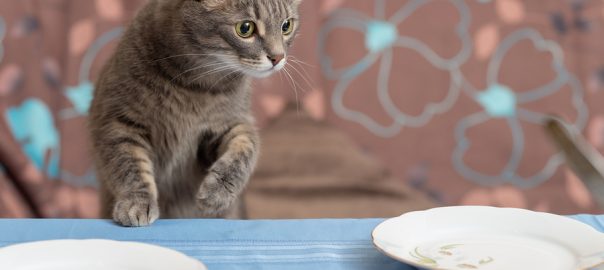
411,244,495,269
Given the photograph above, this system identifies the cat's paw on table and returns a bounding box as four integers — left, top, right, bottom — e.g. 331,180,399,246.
112,195,160,227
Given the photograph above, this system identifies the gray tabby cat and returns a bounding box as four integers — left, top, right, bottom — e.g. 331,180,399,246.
89,0,302,226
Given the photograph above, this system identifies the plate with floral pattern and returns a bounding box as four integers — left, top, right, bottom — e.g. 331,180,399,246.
372,206,604,270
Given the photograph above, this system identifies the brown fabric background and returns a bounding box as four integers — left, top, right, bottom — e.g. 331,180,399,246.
0,0,601,218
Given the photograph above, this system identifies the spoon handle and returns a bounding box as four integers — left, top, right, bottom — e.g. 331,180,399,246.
543,116,604,210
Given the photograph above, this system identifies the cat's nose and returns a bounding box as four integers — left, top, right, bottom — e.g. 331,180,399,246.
268,54,285,66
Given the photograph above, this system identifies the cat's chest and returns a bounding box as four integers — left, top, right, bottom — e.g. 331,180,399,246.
156,110,219,160
151,95,247,176
151,115,215,182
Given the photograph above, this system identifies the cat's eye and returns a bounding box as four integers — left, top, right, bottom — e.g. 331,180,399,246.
282,19,294,35
236,21,256,38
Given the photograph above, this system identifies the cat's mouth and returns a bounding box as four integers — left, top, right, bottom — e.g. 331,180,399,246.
238,58,286,78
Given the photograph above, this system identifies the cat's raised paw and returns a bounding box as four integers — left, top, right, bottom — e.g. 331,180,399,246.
196,171,237,217
112,195,160,227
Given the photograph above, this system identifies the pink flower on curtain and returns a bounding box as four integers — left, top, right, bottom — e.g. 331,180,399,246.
0,16,5,63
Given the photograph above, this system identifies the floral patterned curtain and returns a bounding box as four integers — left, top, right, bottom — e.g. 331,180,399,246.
0,0,601,218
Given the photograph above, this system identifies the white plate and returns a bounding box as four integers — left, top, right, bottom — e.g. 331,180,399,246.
0,239,207,270
372,206,604,270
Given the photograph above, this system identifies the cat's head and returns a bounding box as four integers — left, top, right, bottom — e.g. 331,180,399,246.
177,0,302,78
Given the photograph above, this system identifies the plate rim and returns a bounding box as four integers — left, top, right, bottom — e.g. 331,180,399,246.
0,239,207,270
371,206,604,270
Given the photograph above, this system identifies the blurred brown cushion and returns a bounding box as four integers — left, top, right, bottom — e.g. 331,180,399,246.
244,105,437,219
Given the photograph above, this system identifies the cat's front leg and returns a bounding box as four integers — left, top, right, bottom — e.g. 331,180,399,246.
109,145,160,226
196,124,259,217
96,119,160,227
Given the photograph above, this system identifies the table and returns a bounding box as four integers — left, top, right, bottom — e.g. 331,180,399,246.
0,216,602,270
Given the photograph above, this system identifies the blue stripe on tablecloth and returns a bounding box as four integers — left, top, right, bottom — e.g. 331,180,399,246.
0,219,411,270
0,216,601,270
0,242,402,269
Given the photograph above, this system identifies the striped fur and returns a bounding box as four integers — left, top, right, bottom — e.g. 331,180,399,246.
89,0,301,226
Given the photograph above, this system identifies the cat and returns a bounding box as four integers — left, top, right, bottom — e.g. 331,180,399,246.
89,0,302,226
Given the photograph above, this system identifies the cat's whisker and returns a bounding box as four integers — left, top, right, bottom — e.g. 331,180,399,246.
150,53,236,63
288,60,316,87
283,66,307,94
190,65,240,83
206,68,241,90
289,60,313,70
172,63,236,84
288,55,312,66
190,64,239,83
289,56,314,68
282,67,301,114
291,61,316,88
200,63,240,74
204,65,241,76
188,67,231,85
286,62,314,92
170,61,228,83
184,61,237,74
288,57,316,89
278,68,285,86
240,59,263,64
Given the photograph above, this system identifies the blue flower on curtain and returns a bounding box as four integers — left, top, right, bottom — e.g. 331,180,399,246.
453,29,589,189
319,0,473,137
6,99,61,178
61,28,123,119
65,81,94,115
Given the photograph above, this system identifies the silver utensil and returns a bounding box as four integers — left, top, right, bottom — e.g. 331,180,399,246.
543,116,604,270
543,116,604,210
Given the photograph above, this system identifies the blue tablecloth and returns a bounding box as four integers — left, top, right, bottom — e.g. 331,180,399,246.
0,216,602,270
